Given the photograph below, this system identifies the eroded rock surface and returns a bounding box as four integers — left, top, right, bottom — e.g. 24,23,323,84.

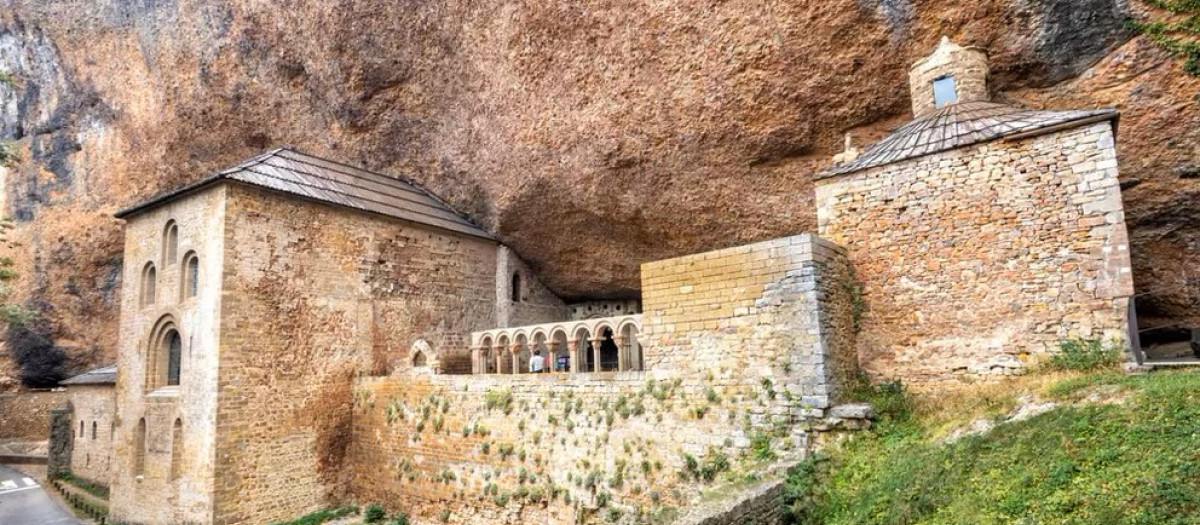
0,0,1197,385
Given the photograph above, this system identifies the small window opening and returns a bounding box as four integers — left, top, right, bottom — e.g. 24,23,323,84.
933,75,958,108
92,421,97,440
134,418,147,476
142,263,157,307
79,420,84,438
163,221,179,267
511,272,522,302
182,252,199,299
170,418,183,480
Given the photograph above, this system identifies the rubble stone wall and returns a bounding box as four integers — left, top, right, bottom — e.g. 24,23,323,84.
816,121,1135,386
0,390,66,441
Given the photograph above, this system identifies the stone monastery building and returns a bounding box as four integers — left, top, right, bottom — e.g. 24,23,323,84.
93,39,1134,525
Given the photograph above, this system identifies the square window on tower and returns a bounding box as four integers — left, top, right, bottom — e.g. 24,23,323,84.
933,75,958,108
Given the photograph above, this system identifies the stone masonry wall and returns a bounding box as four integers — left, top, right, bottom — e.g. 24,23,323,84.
210,184,561,525
640,234,855,411
908,39,989,116
344,234,855,525
815,121,1135,386
110,184,229,525
68,385,116,485
0,390,66,441
497,245,570,330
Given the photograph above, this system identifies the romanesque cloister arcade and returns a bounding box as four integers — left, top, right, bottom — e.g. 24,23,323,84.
470,314,643,375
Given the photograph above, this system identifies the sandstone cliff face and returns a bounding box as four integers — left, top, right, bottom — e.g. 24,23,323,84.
0,0,1197,387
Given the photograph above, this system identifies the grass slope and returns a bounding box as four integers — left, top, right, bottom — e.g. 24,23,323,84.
785,370,1200,525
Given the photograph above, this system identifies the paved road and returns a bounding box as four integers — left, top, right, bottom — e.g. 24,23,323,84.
0,465,79,525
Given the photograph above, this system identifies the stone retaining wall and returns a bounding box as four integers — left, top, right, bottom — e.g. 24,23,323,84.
0,390,67,441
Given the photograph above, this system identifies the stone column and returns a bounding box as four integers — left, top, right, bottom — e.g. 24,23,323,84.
545,340,557,372
493,345,503,374
615,335,628,372
512,344,523,374
591,337,605,372
568,340,581,373
470,347,481,374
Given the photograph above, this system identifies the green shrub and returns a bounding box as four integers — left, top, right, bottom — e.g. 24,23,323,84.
750,431,776,461
388,512,409,525
484,388,514,414
364,503,386,523
842,372,913,425
783,370,1200,525
1046,338,1123,372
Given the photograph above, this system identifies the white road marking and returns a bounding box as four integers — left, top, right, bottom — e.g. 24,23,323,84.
22,477,36,486
0,484,41,496
0,480,16,490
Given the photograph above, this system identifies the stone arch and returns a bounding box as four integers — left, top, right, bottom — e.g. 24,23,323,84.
141,262,157,307
621,322,644,372
147,315,183,389
496,335,512,374
550,329,570,372
479,336,495,374
181,251,200,300
597,326,620,372
411,339,433,368
162,220,179,267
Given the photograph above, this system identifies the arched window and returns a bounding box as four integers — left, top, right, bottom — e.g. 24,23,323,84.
134,418,147,476
411,339,432,368
165,330,182,386
163,221,179,266
170,419,183,480
511,272,522,302
92,421,97,440
141,263,157,307
181,252,199,300
147,317,184,390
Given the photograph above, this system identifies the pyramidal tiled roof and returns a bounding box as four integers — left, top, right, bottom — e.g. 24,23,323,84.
116,148,493,240
61,364,117,386
818,102,1118,179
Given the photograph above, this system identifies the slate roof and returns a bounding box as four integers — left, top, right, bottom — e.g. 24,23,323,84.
115,148,493,240
60,364,117,386
818,102,1119,179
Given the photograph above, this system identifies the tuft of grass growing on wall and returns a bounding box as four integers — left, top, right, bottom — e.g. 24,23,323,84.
783,369,1200,525
1044,337,1124,372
